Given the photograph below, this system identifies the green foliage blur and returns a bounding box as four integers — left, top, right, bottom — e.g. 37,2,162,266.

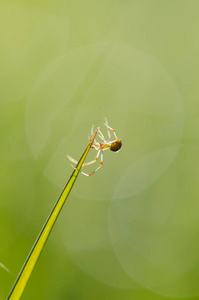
1,1,199,299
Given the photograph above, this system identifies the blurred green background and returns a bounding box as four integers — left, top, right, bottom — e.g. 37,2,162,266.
1,1,199,299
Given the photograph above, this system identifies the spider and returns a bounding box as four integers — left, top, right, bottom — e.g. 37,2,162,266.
67,118,122,176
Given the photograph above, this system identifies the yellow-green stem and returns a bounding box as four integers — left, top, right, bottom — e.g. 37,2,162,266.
7,128,99,300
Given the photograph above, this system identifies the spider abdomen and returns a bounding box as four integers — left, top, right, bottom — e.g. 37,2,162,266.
110,139,122,152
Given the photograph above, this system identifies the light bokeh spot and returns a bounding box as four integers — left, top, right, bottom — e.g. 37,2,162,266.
109,145,199,297
26,43,183,203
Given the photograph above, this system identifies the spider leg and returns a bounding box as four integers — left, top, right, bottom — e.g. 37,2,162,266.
82,149,101,167
67,154,78,165
67,155,78,171
91,124,94,136
67,148,100,169
104,121,118,140
81,151,103,176
90,124,101,147
104,117,111,140
98,129,108,143
88,125,94,140
91,143,100,150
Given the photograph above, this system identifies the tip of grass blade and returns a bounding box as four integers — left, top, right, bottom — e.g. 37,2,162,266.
90,127,99,143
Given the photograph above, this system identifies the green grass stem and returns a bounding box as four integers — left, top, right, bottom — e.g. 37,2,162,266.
7,127,99,300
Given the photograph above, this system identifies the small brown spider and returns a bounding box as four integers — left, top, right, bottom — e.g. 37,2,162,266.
67,118,122,176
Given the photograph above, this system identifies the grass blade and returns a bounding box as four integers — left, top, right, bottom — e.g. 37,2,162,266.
7,127,99,300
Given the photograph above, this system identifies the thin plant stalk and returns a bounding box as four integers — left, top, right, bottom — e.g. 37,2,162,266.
7,127,99,300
